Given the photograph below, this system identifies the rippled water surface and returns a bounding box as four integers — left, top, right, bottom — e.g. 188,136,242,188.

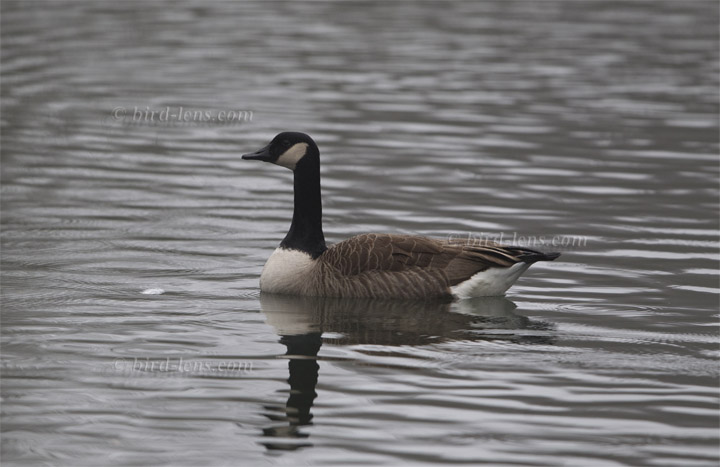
2,1,719,466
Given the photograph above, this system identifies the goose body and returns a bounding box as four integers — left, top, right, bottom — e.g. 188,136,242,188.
243,132,560,299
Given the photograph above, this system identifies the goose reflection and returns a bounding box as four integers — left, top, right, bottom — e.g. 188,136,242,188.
260,331,320,451
259,294,554,450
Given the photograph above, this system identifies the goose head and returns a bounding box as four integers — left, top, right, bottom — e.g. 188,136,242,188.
242,132,318,171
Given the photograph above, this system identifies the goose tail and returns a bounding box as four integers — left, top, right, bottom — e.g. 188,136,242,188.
451,249,561,298
510,248,561,264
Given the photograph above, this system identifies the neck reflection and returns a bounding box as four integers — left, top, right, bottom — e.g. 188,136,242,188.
261,331,321,451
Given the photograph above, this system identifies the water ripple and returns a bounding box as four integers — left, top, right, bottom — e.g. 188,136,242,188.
2,1,718,466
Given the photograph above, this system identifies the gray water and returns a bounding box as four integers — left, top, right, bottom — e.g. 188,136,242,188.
1,1,719,466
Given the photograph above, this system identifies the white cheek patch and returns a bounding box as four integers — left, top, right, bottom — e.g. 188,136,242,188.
276,143,308,170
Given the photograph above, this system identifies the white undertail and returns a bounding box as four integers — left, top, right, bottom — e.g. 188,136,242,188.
451,262,531,298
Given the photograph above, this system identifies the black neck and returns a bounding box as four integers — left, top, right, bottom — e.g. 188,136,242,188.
280,151,327,258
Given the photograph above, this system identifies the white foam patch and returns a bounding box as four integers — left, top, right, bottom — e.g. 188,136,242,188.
141,288,165,295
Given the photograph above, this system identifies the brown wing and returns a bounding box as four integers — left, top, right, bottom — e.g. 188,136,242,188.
320,233,531,287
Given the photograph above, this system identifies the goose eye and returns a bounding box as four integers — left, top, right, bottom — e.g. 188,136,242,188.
275,140,289,153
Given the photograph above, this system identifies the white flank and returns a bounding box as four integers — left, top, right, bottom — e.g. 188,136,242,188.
260,247,316,294
276,143,308,170
451,263,530,298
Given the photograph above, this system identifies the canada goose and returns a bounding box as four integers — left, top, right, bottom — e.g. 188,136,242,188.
242,132,560,299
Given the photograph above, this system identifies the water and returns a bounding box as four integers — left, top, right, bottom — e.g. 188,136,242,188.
1,1,718,466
